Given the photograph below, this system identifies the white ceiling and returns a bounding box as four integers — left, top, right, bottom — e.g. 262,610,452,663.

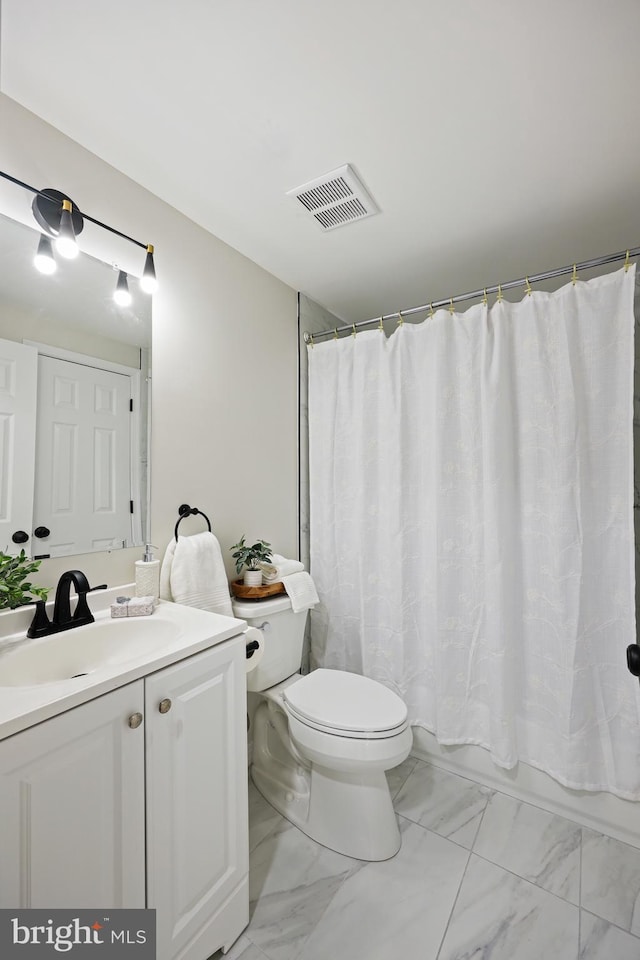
2,0,640,324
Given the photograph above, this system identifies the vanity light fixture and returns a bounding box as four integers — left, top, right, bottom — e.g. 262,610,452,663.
34,234,57,275
0,169,158,294
113,269,132,307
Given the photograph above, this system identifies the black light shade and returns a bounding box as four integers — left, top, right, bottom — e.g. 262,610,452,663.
34,234,57,275
113,270,132,307
141,243,157,294
56,199,79,259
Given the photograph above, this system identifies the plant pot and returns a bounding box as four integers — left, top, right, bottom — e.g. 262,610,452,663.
243,569,263,587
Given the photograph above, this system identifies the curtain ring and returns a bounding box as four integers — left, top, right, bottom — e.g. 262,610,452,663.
525,276,532,296
309,333,315,348
429,302,434,318
497,284,503,302
397,310,404,327
448,298,455,314
378,316,384,332
333,327,338,340
482,288,488,306
625,250,631,272
352,324,357,338
572,264,578,285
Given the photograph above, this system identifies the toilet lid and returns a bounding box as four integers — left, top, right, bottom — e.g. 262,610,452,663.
283,669,408,737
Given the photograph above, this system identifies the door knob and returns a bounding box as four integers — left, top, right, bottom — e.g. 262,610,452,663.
11,530,29,544
34,526,51,539
128,712,144,729
627,645,640,678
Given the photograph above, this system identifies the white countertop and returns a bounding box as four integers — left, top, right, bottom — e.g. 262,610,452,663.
0,587,248,741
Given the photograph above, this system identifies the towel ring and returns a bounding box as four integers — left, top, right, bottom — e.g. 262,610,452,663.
174,503,212,541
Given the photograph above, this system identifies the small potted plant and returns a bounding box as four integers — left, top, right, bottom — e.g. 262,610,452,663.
0,548,49,610
230,536,273,586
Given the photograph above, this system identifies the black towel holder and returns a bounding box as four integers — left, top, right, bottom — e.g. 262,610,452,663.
174,503,212,541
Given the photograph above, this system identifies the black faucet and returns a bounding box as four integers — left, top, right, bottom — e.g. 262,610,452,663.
27,570,107,639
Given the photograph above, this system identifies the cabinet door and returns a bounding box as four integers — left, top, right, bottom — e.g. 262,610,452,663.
146,638,249,960
0,681,146,908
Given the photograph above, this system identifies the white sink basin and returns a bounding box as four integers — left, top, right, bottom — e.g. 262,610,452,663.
0,618,180,687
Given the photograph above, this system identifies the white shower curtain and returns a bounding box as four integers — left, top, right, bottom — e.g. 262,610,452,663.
308,266,640,799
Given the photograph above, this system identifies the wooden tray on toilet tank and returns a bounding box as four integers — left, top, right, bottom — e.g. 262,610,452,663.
230,579,286,600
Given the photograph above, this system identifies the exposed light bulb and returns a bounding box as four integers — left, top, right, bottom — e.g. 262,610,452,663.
55,198,79,259
114,270,132,307
34,234,57,275
140,244,158,294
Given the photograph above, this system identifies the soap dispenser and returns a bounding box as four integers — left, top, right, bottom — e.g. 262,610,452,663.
135,543,160,601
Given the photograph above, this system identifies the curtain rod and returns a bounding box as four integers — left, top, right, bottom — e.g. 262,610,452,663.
303,244,640,343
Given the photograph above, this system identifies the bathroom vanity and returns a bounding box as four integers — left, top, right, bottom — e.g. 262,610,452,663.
0,594,249,960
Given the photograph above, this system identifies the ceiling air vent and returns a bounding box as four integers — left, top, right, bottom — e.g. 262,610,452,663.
287,164,379,231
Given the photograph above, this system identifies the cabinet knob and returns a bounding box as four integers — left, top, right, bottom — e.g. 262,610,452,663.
128,712,144,729
158,698,172,714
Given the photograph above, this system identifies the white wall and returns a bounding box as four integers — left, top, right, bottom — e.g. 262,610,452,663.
0,94,299,592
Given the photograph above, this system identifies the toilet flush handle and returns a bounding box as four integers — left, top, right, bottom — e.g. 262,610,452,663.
257,621,271,633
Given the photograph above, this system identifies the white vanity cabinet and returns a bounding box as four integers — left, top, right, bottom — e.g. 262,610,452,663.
0,634,249,960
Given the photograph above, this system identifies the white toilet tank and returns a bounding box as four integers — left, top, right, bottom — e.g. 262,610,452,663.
231,594,309,692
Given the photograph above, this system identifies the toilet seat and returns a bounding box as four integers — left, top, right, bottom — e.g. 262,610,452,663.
283,668,408,740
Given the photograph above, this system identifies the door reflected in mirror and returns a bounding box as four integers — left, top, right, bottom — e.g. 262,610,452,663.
0,211,151,559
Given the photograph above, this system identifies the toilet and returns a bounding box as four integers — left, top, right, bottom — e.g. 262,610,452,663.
232,594,412,861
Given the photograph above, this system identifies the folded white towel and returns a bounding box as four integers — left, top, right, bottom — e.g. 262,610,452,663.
160,531,233,617
281,571,319,613
261,554,305,583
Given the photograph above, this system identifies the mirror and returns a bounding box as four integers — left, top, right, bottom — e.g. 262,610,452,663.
0,211,151,559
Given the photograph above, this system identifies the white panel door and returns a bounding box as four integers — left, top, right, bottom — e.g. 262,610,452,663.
0,337,37,555
145,639,249,960
34,355,132,556
0,681,146,908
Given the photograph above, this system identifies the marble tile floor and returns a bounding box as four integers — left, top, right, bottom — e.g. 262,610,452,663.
214,757,640,960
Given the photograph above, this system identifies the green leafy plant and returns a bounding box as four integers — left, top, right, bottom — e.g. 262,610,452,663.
230,537,273,576
0,549,49,610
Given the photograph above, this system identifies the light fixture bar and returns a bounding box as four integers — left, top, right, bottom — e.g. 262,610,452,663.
81,210,147,250
0,168,157,289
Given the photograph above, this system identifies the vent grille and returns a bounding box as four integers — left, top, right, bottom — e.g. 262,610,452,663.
287,164,379,231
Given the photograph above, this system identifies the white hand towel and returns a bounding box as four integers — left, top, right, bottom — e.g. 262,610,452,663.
262,554,305,583
159,531,233,617
281,571,319,613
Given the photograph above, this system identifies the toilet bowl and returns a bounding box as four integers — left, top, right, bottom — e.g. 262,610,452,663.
233,595,412,861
